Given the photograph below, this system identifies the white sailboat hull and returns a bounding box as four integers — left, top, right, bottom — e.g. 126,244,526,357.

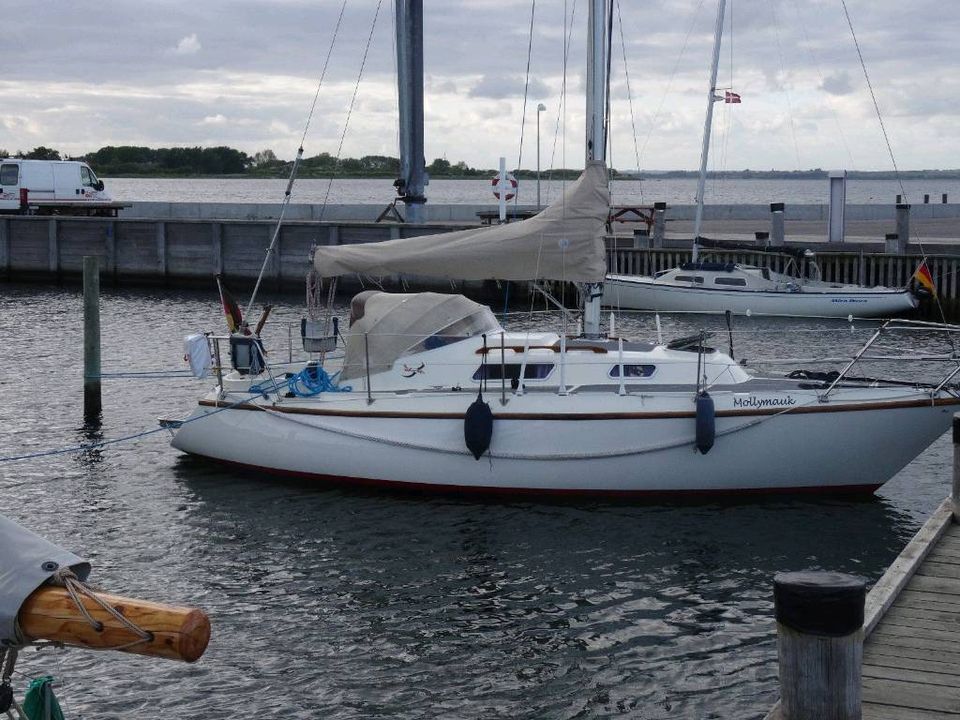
604,274,919,318
171,388,956,495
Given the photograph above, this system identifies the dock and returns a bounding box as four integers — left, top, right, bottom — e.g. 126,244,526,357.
766,417,960,719
860,498,960,718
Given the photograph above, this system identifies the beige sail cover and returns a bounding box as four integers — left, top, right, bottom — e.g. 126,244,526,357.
312,161,609,283
340,291,501,380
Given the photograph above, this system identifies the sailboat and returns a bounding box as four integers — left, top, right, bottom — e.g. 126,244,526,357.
166,0,960,495
601,0,920,318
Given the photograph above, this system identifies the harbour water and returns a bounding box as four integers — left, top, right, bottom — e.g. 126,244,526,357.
0,283,954,719
103,176,960,208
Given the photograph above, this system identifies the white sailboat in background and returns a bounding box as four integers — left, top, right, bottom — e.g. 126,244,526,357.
602,0,920,318
166,1,960,496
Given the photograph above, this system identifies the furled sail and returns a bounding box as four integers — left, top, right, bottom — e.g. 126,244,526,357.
0,515,90,645
312,161,609,283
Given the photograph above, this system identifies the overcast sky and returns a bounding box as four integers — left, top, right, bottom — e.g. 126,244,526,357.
4,0,957,171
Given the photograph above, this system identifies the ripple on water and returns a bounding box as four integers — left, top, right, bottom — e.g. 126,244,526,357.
0,284,950,718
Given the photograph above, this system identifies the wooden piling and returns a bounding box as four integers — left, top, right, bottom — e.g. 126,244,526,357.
770,203,785,247
83,256,101,418
953,415,960,523
895,204,910,252
652,202,666,248
774,571,866,719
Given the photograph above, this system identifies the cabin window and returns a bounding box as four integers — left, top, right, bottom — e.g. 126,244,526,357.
80,166,97,187
714,277,747,286
609,364,656,378
473,363,554,381
674,275,704,284
761,268,771,280
0,164,18,186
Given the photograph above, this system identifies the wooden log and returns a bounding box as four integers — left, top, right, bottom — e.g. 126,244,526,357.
18,586,210,663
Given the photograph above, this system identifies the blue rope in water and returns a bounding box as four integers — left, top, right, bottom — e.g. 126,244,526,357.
0,367,351,469
0,388,270,467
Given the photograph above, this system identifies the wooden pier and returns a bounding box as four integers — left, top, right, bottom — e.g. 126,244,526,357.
766,416,960,719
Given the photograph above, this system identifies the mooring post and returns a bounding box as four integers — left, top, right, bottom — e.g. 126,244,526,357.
894,203,910,254
632,228,650,249
770,202,785,247
83,256,102,419
774,571,865,720
652,202,666,248
952,414,960,523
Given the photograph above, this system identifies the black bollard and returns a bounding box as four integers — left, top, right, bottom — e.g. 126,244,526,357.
775,571,866,719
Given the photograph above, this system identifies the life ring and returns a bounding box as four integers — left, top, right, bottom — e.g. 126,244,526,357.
491,172,518,201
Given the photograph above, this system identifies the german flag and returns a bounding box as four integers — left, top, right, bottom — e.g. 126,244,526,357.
216,275,244,333
912,260,936,296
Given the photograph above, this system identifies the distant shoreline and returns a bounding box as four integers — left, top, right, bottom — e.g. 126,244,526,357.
101,170,960,181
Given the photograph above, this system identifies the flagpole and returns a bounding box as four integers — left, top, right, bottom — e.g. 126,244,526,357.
692,0,727,263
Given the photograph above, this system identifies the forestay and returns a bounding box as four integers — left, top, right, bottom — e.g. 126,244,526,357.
312,161,609,283
0,515,89,646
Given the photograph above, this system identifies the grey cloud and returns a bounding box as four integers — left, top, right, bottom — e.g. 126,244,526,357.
820,72,854,96
468,75,549,100
1,0,957,169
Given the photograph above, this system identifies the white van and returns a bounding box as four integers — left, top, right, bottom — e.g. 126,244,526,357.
0,159,120,215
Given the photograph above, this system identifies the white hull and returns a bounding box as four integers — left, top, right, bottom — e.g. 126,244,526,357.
604,274,918,318
171,388,957,495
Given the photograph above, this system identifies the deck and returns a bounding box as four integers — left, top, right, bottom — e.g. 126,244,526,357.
862,500,960,718
767,497,960,719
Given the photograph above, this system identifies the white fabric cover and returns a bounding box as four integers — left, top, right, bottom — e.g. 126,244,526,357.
341,291,501,381
312,162,609,283
183,334,211,379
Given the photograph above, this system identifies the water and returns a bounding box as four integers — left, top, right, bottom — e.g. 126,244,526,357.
0,283,954,719
103,176,960,207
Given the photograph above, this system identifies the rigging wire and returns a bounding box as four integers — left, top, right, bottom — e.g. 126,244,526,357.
790,2,856,170
614,0,643,201
769,2,803,170
245,0,348,319
390,0,402,180
318,0,386,222
547,0,578,187
515,0,538,207
635,0,706,168
839,0,951,332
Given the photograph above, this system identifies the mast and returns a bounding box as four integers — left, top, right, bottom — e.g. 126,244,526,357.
395,0,427,223
691,0,727,263
582,0,609,338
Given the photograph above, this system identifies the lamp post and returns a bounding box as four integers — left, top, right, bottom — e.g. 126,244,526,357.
536,103,546,208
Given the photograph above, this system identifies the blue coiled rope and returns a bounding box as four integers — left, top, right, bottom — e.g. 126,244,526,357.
287,366,352,396
249,365,352,397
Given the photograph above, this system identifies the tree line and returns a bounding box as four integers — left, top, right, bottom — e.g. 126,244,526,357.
1,145,526,178
3,145,959,180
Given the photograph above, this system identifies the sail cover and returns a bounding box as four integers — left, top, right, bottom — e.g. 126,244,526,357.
312,161,609,283
340,291,500,381
0,515,90,645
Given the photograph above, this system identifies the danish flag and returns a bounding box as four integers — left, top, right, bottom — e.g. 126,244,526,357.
724,91,742,104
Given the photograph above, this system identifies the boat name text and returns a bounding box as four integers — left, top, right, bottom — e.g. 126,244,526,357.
733,395,797,409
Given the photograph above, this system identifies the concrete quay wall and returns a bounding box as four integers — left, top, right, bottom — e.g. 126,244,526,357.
123,201,960,223
0,215,461,290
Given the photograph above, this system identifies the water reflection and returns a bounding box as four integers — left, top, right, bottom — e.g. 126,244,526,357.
1,283,949,719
